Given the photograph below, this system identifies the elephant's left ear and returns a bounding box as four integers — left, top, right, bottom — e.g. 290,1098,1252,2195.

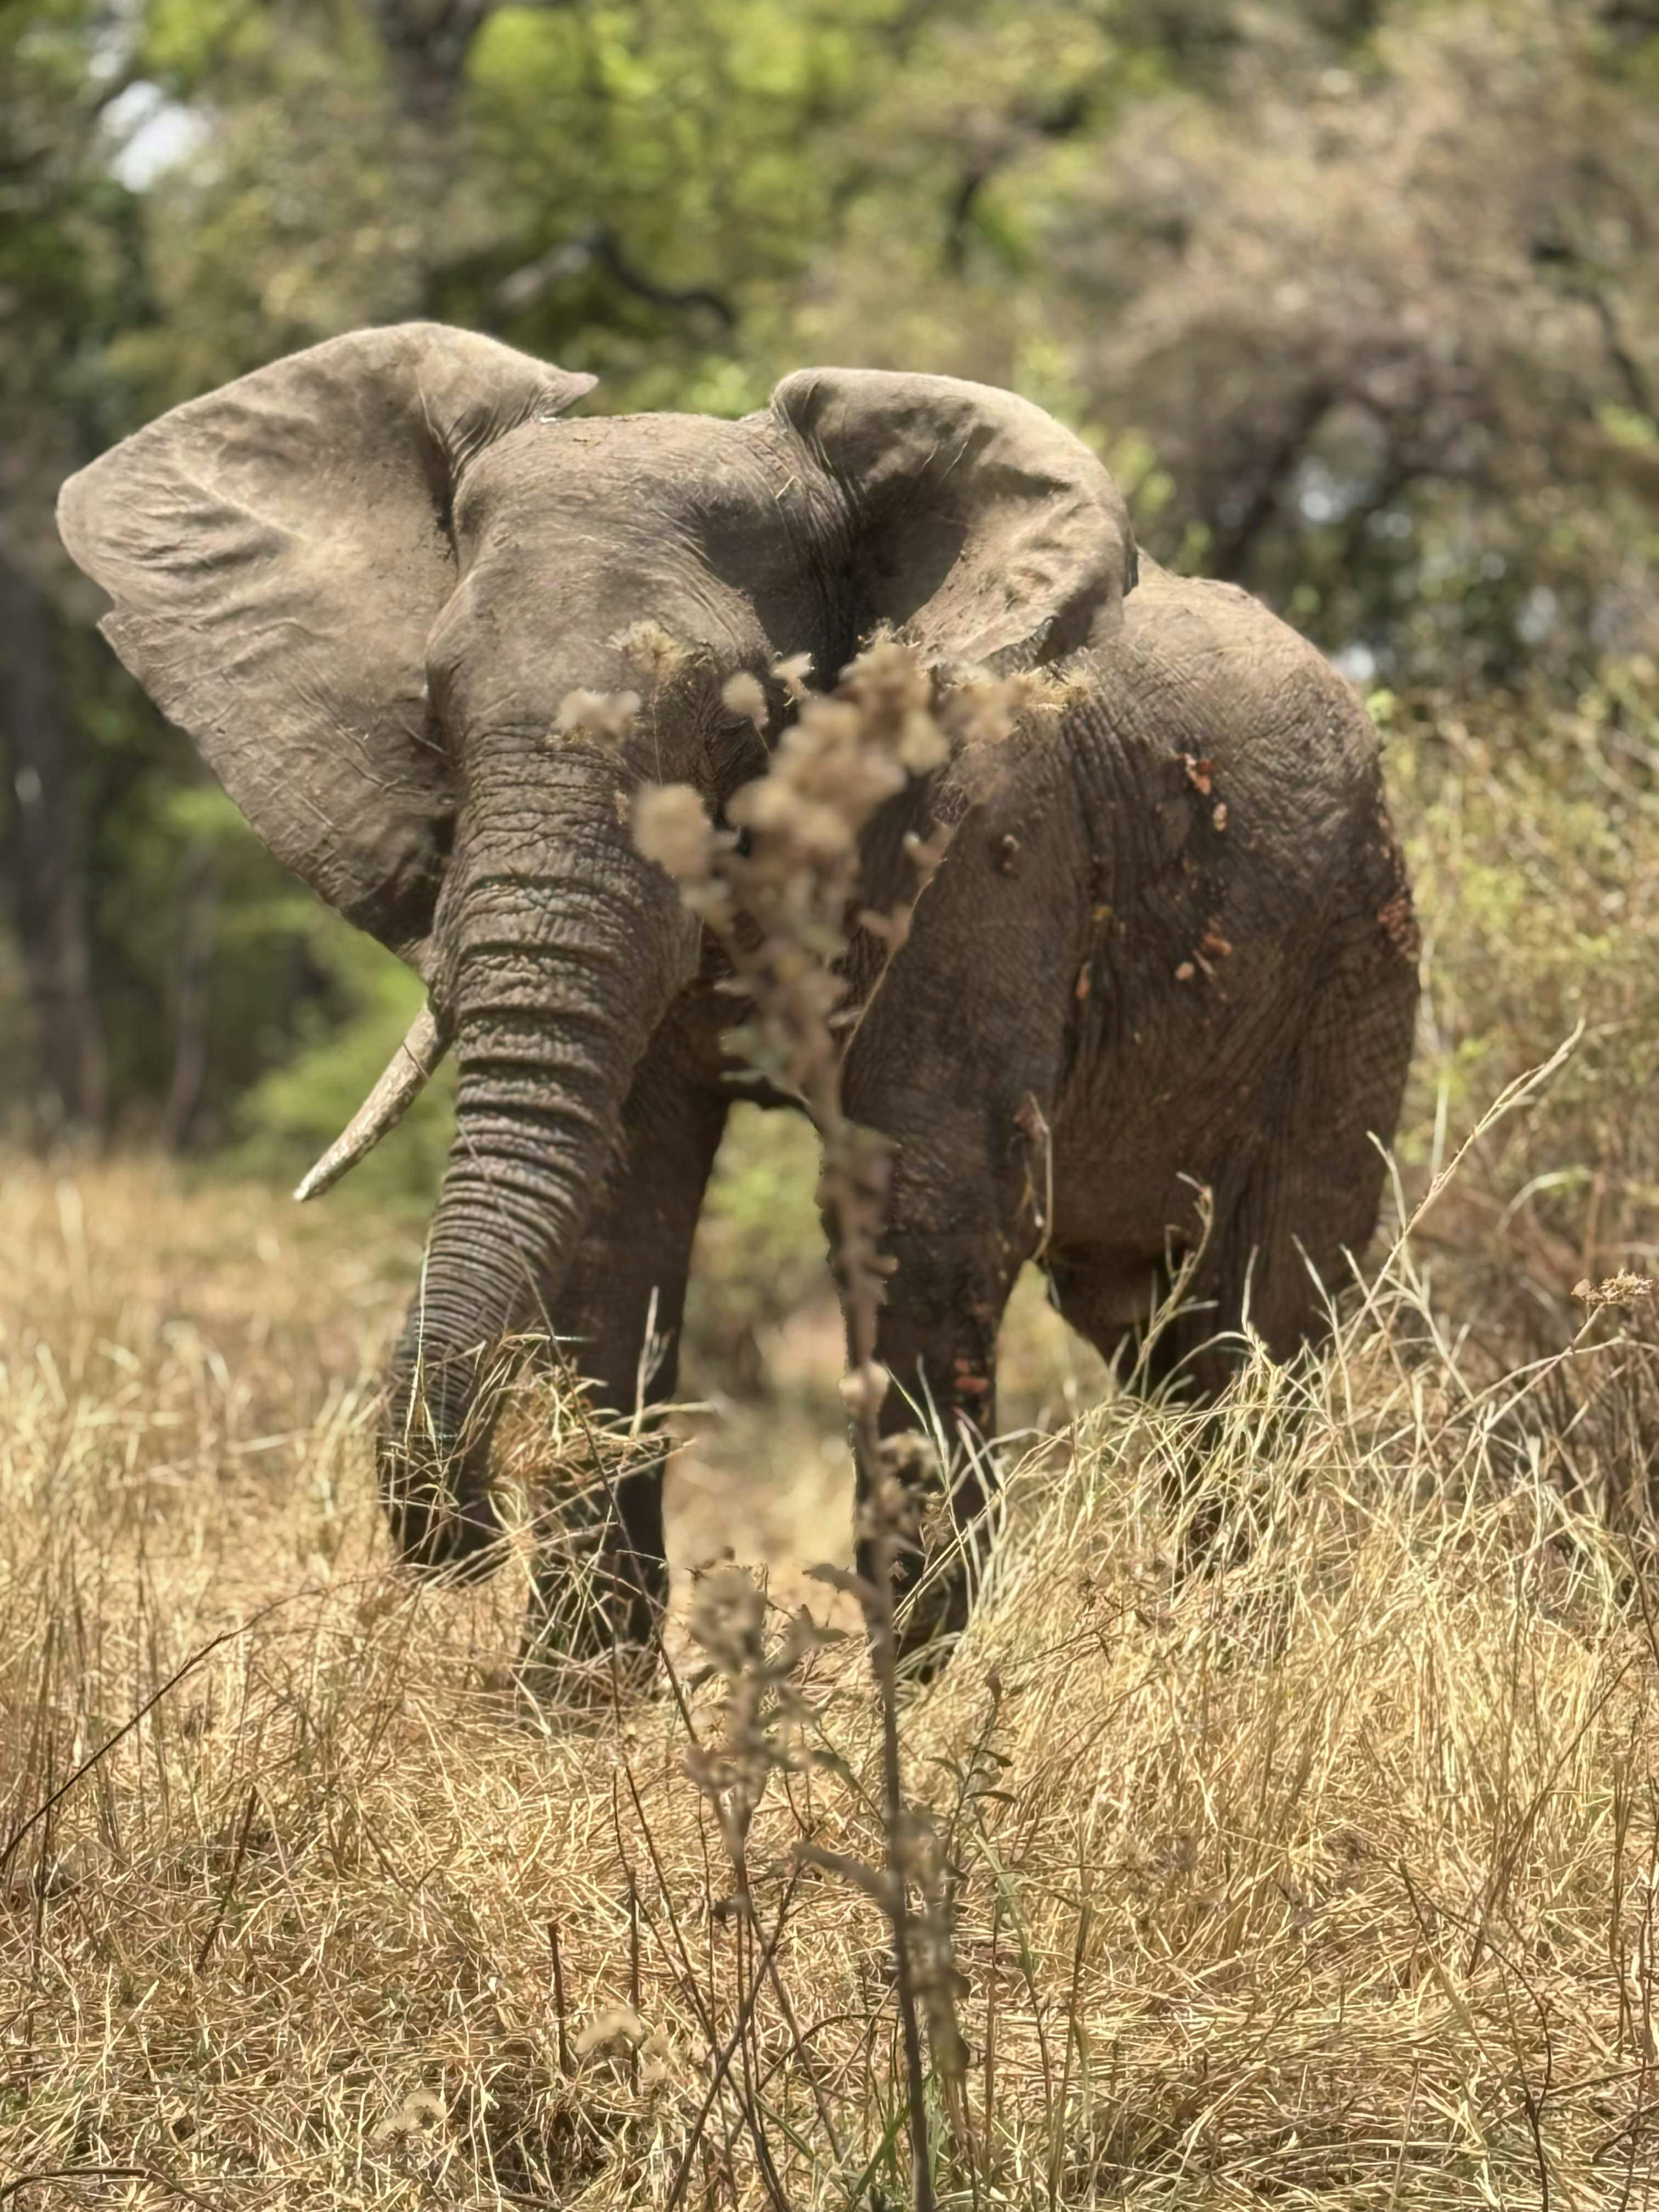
769,367,1137,672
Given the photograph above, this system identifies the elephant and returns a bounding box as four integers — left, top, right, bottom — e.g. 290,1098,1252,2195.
58,320,1418,1670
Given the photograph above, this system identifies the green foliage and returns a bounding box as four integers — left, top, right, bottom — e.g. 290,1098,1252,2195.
1390,657,1659,1347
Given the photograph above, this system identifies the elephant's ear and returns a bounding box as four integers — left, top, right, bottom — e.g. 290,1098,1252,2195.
769,367,1137,673
57,322,596,967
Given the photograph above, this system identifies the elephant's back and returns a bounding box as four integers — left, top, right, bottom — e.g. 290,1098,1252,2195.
1115,557,1380,797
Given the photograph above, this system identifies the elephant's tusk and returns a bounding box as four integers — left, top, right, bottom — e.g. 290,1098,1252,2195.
293,1003,448,1203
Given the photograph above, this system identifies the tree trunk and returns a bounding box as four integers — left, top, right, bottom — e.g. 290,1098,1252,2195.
0,552,108,1147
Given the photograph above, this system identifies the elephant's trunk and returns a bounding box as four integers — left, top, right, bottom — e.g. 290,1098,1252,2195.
379,747,690,1571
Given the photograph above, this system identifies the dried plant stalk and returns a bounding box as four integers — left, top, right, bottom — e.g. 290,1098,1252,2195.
635,637,985,2208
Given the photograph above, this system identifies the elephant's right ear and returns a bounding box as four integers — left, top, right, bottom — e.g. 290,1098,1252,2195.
57,323,595,967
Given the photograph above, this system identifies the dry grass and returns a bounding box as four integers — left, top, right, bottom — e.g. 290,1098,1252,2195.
5,664,1659,2207
2,1132,1657,2208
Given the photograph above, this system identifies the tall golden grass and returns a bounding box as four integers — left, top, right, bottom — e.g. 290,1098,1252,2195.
2,1136,1656,2204
4,666,1659,2205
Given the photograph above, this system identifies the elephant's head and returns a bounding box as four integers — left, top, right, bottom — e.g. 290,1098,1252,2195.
58,321,1135,1572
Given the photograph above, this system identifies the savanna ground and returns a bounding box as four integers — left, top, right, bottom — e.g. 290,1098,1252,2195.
5,678,1659,2209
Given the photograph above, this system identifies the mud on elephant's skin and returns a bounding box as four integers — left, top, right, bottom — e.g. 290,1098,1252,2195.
57,320,1417,1669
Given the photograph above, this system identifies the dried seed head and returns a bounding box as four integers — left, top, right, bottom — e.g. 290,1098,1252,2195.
843,632,933,715
1574,1271,1656,1310
689,1561,768,1677
608,619,690,682
721,669,769,728
898,709,949,774
941,667,1056,750
903,823,955,890
839,1361,892,1418
370,2087,447,2145
553,687,642,746
730,776,855,859
771,650,815,698
632,783,714,879
574,2004,648,2058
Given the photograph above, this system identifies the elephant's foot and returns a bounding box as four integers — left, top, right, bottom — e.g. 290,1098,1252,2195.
379,1438,507,1581
859,1430,1000,1680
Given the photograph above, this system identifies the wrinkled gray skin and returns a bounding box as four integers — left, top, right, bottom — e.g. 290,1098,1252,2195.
59,323,1417,1666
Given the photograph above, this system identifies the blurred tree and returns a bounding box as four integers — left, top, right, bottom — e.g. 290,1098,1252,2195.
780,0,1659,684
1054,0,1659,684
0,0,148,1142
0,553,106,1141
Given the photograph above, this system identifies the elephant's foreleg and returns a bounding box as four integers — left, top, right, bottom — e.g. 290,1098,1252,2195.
838,827,1078,1662
854,1192,1033,1662
840,1084,1061,1658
